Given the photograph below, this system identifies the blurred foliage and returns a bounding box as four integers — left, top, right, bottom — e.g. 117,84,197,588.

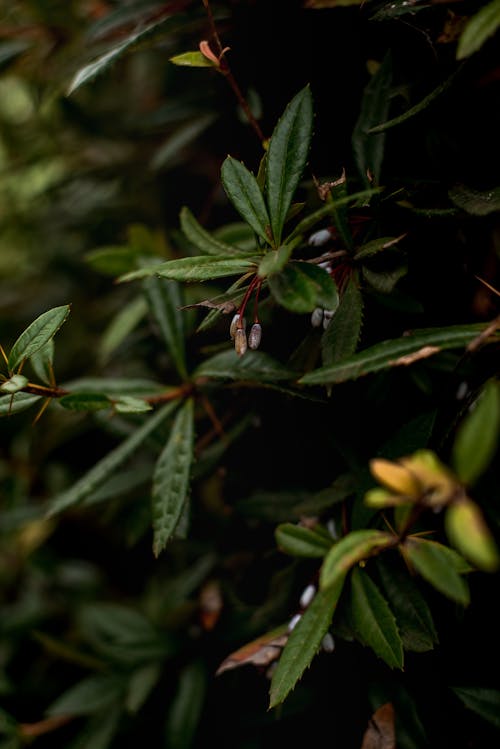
1,1,500,747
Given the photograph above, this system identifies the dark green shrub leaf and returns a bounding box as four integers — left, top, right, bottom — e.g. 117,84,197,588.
269,262,338,314
152,398,194,556
8,305,70,372
266,85,313,245
113,396,152,413
362,264,408,294
275,523,333,558
321,274,363,367
403,538,470,606
70,707,122,749
320,530,394,590
221,156,272,245
143,276,187,379
269,579,344,708
46,675,125,717
457,0,500,59
300,323,497,386
30,340,54,385
449,184,500,215
99,296,148,364
47,401,178,516
257,239,301,278
0,392,42,416
349,567,404,669
451,686,500,728
452,379,500,484
194,349,296,382
85,246,141,276
118,255,257,283
59,393,112,412
126,664,162,714
354,235,405,260
180,207,244,256
445,498,500,572
164,661,206,749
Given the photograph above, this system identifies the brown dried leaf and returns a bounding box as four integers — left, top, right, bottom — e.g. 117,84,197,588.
216,625,289,675
390,345,440,366
361,702,396,749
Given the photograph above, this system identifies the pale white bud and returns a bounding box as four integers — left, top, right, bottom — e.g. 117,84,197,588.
321,633,335,653
230,313,246,340
234,327,247,357
299,584,316,609
288,613,302,632
248,323,262,350
311,307,324,328
323,309,334,329
308,228,331,247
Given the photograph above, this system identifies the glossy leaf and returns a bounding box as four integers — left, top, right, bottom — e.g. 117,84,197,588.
457,0,500,59
349,567,404,669
194,349,296,382
46,675,124,717
376,557,438,653
321,274,363,368
164,661,206,749
221,156,271,244
152,398,194,556
445,499,500,572
452,380,500,484
266,85,314,245
269,579,344,708
169,50,214,67
59,393,112,412
180,206,243,256
403,538,470,606
118,255,256,284
352,52,392,186
320,530,394,590
268,262,338,314
451,686,500,728
300,323,497,386
275,523,333,558
143,275,187,379
8,305,70,372
47,401,178,516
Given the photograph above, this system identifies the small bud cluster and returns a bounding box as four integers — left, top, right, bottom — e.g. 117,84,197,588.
229,277,263,357
311,307,335,330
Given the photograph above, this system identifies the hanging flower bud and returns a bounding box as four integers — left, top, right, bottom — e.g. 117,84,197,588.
299,584,316,609
323,309,334,329
321,633,335,653
248,323,262,350
234,327,247,357
311,307,324,328
230,314,245,340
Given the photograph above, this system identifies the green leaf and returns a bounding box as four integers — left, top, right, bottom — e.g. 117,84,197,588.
445,499,500,572
0,375,28,394
449,184,500,216
452,380,500,484
257,238,301,278
99,296,148,364
320,529,394,590
46,675,124,717
221,156,272,245
0,392,42,416
269,579,344,708
85,246,141,276
118,254,257,284
362,264,408,294
180,207,244,256
59,393,112,412
143,275,187,379
152,398,194,556
113,396,152,413
300,323,498,386
403,538,470,606
275,523,333,558
213,221,258,252
30,340,54,385
194,349,296,382
349,567,404,669
451,686,500,728
70,707,122,749
68,15,187,95
151,114,216,171
8,305,70,372
376,557,438,653
354,235,405,260
164,661,206,749
321,274,363,368
268,262,339,314
126,664,162,714
61,377,164,398
47,401,178,516
266,85,314,245
457,0,500,59
169,50,214,67
352,51,392,186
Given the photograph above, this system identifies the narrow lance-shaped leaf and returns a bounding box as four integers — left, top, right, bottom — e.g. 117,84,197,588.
0,392,42,417
47,401,178,516
164,661,206,749
269,579,344,708
194,349,297,383
321,273,363,368
445,498,500,572
179,206,244,256
348,567,404,669
275,523,333,558
451,687,500,729
266,85,313,245
152,398,194,556
300,323,499,386
118,255,257,284
452,379,500,485
8,305,70,372
221,157,272,245
402,537,470,606
457,0,500,60
30,339,54,385
143,276,187,379
99,296,148,364
320,529,395,590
